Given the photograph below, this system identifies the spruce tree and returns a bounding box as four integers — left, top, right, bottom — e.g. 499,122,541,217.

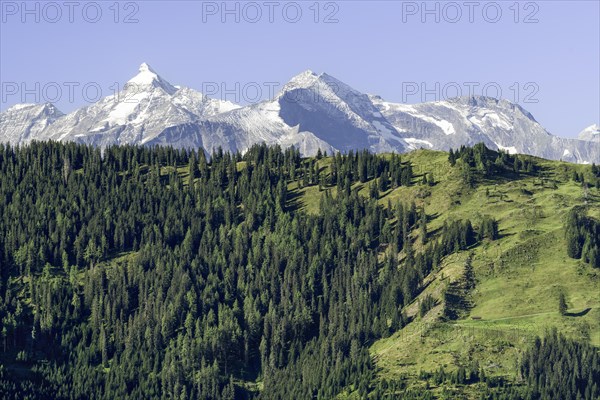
558,292,568,315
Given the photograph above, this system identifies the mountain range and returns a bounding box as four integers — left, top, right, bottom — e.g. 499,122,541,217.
1,63,598,163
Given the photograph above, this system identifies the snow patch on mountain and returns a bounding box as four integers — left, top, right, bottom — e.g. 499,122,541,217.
405,138,434,149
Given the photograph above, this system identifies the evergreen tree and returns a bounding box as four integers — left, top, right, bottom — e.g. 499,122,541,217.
558,292,568,315
448,148,456,166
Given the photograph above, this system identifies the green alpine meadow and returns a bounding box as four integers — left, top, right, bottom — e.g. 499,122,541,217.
0,141,598,399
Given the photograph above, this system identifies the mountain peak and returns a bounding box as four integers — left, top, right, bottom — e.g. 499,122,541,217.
578,124,600,141
139,62,155,73
286,70,319,87
285,70,345,88
279,70,358,101
126,63,177,95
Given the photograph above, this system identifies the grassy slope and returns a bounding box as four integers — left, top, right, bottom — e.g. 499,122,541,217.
292,150,599,398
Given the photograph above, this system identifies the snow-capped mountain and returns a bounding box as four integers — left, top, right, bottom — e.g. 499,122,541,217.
0,103,64,144
1,64,598,163
370,96,599,163
26,63,240,149
578,124,600,142
274,71,408,153
0,65,408,156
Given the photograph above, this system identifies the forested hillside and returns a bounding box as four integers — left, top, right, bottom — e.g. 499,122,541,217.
0,142,598,399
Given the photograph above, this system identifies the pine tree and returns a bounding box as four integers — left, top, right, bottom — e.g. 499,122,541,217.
188,153,199,184
100,324,108,367
427,173,435,186
558,292,568,315
370,182,379,199
62,156,71,184
379,170,389,192
448,149,456,166
458,160,474,188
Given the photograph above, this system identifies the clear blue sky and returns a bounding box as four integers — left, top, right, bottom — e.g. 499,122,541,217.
1,0,598,138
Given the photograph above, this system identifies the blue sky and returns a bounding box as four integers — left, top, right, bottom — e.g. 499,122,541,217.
1,0,598,138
